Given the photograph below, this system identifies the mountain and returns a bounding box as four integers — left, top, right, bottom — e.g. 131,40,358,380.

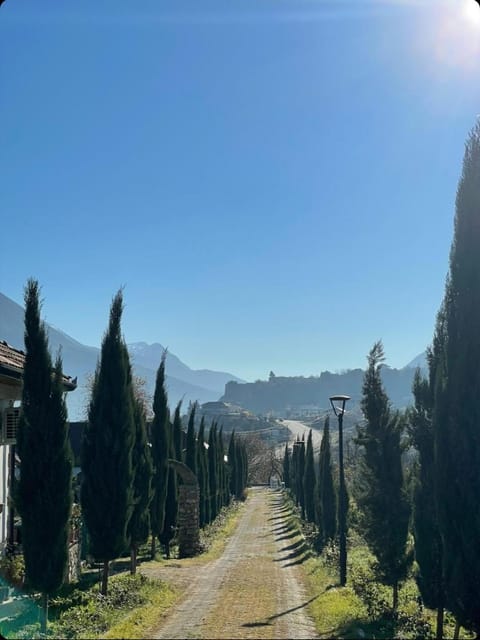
0,292,243,420
404,351,428,371
128,342,244,392
221,364,419,417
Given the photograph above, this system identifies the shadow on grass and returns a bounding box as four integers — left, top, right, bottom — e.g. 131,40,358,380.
242,595,319,628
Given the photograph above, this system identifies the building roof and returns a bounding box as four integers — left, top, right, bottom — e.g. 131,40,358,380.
0,340,77,391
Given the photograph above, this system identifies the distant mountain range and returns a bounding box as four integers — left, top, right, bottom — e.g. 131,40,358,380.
0,292,244,420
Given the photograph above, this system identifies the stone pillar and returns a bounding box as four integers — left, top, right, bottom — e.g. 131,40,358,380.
177,484,201,558
168,459,201,558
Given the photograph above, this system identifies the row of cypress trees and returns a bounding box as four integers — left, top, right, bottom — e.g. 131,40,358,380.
81,292,250,594
282,123,480,639
283,419,337,550
15,282,250,635
407,122,480,638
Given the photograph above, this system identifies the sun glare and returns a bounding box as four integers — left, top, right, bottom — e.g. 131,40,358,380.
423,0,480,72
461,0,480,28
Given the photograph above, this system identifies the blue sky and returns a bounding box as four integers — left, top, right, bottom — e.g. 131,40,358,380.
2,0,480,380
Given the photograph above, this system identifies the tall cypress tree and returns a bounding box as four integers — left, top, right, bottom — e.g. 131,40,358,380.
173,401,183,462
303,430,316,522
16,280,73,632
82,290,135,595
208,422,218,520
160,417,178,559
408,355,444,640
128,396,153,574
283,444,290,489
357,341,411,611
150,351,170,559
185,406,197,477
317,417,337,547
296,437,306,519
433,123,480,635
197,416,209,526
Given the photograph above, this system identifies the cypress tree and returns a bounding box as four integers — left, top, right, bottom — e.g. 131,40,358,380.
317,417,337,547
433,123,480,635
159,417,177,559
16,280,73,632
208,422,218,520
296,437,306,519
173,401,183,462
149,351,170,559
197,416,209,526
228,430,236,497
185,406,197,477
303,430,316,522
283,444,290,489
357,341,411,611
408,357,444,640
217,426,226,509
81,290,135,596
128,396,153,574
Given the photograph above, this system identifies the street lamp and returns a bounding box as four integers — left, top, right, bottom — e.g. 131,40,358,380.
329,394,350,587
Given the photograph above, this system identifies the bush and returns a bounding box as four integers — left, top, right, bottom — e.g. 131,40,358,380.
0,555,25,589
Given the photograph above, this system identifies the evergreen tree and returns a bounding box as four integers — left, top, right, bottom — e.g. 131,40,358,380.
408,358,444,640
197,416,209,526
217,426,226,509
296,437,306,519
185,406,197,477
149,351,170,560
16,281,73,632
208,422,218,520
128,397,153,575
433,123,480,635
317,417,337,546
228,430,236,497
81,290,135,595
357,342,411,611
303,430,316,522
283,444,290,489
173,401,183,462
159,417,178,558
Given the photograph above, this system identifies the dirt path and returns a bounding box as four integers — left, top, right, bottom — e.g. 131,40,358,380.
148,487,319,639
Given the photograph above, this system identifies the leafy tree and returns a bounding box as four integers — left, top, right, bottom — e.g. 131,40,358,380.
128,397,153,574
317,417,337,547
433,123,480,635
150,351,170,559
283,443,290,489
16,281,73,633
303,430,316,522
357,341,411,611
81,290,135,595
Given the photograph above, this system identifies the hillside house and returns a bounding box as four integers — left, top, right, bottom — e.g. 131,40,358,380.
0,340,77,554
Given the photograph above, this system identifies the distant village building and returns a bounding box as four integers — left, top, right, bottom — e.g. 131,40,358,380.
200,401,244,417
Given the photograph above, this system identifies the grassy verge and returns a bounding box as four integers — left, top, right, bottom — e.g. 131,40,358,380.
282,494,473,639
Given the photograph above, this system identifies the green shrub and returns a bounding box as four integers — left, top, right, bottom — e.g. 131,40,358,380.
0,555,25,588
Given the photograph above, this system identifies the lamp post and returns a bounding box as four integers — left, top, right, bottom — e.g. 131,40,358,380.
329,394,350,587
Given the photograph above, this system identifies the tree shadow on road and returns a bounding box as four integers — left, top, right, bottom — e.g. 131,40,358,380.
241,595,319,628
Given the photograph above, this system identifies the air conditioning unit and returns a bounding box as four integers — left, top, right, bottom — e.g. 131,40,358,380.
2,407,20,445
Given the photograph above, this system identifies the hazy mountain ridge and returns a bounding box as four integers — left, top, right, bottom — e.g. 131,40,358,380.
0,292,243,420
221,360,425,416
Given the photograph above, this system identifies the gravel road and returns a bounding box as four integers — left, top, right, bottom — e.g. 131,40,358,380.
149,487,318,639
